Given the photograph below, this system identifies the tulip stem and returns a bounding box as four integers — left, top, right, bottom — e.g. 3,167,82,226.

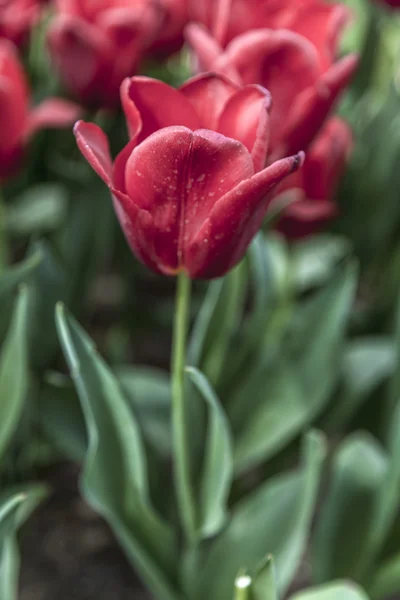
171,272,197,545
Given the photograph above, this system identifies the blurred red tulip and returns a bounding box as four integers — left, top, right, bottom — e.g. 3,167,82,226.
47,0,165,107
0,40,81,180
150,0,189,55
276,117,353,238
375,0,400,6
74,73,303,279
189,0,350,66
186,21,357,159
0,0,42,46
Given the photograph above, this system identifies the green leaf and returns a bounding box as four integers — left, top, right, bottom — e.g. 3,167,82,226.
312,433,388,583
188,263,247,386
288,581,370,600
28,240,68,369
116,365,171,456
292,235,351,291
252,555,279,600
0,251,41,340
327,338,395,431
186,432,326,600
5,184,67,236
0,485,48,600
186,367,233,539
37,372,86,463
0,287,30,462
232,263,356,473
369,551,400,599
56,305,180,600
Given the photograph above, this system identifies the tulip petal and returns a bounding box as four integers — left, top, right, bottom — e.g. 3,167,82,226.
0,40,29,150
74,120,113,185
121,76,201,145
218,84,271,172
180,72,239,130
187,152,304,278
282,53,358,157
124,126,254,274
185,23,229,75
27,98,82,138
277,198,336,239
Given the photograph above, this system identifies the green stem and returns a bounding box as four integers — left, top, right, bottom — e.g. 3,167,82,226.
171,272,196,544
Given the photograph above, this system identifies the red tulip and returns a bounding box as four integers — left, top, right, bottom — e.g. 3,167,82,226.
150,0,189,55
374,0,400,7
74,73,304,279
47,0,164,107
276,117,353,238
189,0,350,65
0,40,81,181
0,0,42,47
186,22,357,159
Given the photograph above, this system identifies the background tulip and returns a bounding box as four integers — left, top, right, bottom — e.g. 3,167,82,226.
0,39,80,180
186,23,357,159
0,0,42,47
74,73,304,279
275,117,353,238
47,0,164,107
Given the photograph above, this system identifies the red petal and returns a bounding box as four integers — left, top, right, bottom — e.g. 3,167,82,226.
124,126,254,274
0,39,29,150
282,53,358,156
277,198,337,239
218,84,271,172
74,120,113,185
121,76,201,145
27,98,82,138
187,152,304,278
184,23,227,74
180,72,239,130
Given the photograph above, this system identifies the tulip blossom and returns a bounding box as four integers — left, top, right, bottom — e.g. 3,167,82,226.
74,73,303,279
276,117,353,239
150,0,189,55
0,0,42,47
47,0,165,107
186,1,358,159
0,40,81,181
375,0,400,6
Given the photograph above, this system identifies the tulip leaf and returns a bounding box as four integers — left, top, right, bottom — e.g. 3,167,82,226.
56,305,181,600
233,262,356,473
37,372,87,463
186,431,326,600
0,251,41,340
369,551,400,600
252,555,279,600
5,184,67,236
116,365,171,456
288,582,370,600
0,484,48,600
188,262,247,387
312,432,388,583
0,286,30,462
326,338,395,431
185,366,233,539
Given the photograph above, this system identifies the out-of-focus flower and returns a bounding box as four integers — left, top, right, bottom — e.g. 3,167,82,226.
74,73,304,279
186,21,358,159
189,0,350,65
0,0,42,46
0,40,81,181
374,0,400,7
151,0,189,55
47,0,165,107
275,117,353,238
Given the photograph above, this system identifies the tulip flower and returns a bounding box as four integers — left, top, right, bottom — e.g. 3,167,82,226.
275,117,353,238
376,0,400,6
0,40,81,181
47,0,165,108
150,0,189,55
0,0,42,47
74,73,303,279
186,23,357,160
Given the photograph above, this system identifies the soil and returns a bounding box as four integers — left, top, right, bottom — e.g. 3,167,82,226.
19,463,151,600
